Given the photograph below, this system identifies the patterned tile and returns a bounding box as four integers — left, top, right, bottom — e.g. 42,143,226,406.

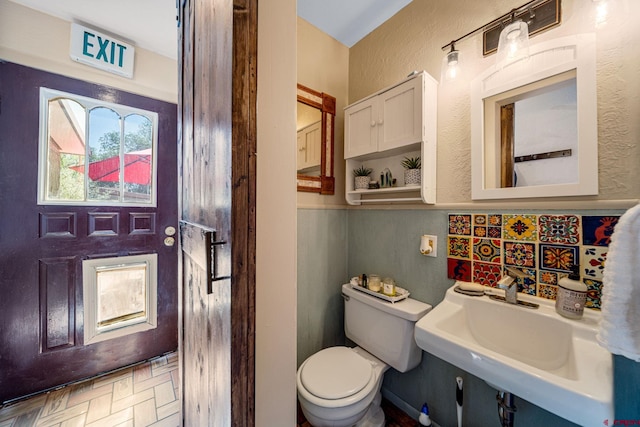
539,270,558,286
503,241,536,268
472,262,502,287
503,214,537,241
538,284,558,300
448,236,470,258
487,227,501,238
449,214,472,236
539,244,579,273
517,268,537,295
445,211,614,311
473,214,487,226
582,216,619,246
583,246,608,280
473,226,487,237
472,238,501,263
488,214,502,226
585,279,603,309
538,214,580,244
447,258,471,281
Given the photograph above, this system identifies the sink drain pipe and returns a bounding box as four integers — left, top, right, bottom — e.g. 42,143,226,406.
496,391,517,427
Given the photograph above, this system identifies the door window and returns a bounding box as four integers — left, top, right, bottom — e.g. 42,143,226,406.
38,88,158,206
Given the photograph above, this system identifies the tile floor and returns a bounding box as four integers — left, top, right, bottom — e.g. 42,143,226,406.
2,352,415,427
0,353,179,427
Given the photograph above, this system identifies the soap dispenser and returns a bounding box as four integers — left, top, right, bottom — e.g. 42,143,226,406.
555,264,587,319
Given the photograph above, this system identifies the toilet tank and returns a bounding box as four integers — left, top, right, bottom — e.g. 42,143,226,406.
342,283,432,372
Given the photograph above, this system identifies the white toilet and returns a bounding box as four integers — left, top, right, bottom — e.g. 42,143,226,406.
297,283,432,427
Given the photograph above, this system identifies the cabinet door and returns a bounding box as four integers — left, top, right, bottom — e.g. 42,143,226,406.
378,74,423,151
344,97,378,158
297,132,307,169
305,121,322,168
297,121,322,170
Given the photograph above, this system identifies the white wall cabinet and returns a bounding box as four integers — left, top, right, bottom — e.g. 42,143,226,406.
297,120,321,173
345,74,423,158
344,71,437,205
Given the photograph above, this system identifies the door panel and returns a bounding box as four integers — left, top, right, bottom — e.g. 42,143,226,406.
379,75,423,151
344,99,378,158
0,62,178,402
178,0,256,424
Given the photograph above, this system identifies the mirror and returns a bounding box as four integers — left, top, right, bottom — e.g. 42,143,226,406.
471,34,598,200
297,83,336,194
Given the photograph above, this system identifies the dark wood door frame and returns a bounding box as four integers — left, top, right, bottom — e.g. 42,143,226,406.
178,0,257,424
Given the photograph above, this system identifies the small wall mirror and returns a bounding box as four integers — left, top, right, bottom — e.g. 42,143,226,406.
471,34,598,200
297,84,335,194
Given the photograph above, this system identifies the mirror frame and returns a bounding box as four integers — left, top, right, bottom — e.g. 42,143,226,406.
297,83,335,194
471,34,598,200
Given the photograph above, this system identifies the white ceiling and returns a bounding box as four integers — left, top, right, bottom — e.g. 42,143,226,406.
298,0,412,47
8,0,410,59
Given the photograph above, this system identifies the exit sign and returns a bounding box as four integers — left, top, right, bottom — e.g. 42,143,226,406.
70,23,135,78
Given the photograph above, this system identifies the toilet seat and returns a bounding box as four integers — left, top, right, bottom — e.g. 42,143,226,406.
300,347,373,400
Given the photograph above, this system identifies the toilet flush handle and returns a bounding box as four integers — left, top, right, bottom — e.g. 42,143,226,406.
342,293,350,301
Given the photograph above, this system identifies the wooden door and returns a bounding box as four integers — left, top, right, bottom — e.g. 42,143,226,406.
0,62,178,402
177,0,256,425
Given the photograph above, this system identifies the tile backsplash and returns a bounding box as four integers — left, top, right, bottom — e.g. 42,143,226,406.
447,213,620,310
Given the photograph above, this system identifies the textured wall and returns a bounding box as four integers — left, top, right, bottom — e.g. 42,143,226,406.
297,17,350,208
348,0,640,204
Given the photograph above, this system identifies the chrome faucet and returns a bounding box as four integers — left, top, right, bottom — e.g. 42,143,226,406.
497,267,528,304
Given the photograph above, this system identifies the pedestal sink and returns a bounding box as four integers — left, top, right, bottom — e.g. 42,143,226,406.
414,283,613,427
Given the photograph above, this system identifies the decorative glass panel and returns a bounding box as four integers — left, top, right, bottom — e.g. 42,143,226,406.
123,114,153,203
46,98,86,201
38,87,158,206
88,107,122,202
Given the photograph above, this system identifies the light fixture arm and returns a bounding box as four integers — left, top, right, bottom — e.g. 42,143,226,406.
440,0,545,51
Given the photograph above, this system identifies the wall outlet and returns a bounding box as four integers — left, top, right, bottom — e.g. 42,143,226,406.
423,234,437,257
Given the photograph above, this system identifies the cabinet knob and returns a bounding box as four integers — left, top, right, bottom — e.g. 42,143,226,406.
370,120,376,127
378,119,383,125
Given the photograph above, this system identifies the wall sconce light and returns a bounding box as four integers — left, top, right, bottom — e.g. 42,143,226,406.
440,42,461,83
496,12,530,68
593,0,611,27
439,0,561,83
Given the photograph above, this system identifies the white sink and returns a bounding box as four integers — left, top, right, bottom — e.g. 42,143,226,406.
414,283,613,427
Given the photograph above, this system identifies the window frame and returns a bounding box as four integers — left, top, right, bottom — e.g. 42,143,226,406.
37,87,159,207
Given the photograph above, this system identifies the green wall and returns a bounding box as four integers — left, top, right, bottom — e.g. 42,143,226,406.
297,208,348,367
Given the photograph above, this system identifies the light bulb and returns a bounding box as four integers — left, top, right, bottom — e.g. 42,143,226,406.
496,20,530,68
441,45,462,83
594,0,610,27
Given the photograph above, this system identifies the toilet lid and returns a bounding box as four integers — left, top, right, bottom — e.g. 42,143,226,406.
300,347,373,400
